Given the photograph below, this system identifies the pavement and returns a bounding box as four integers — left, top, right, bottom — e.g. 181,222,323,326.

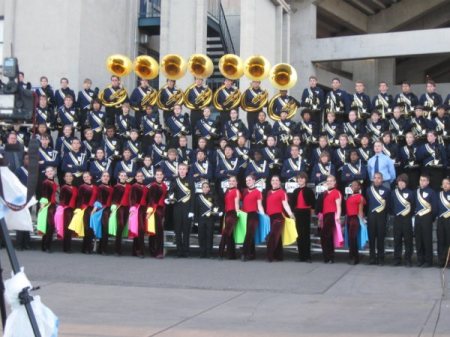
1,241,450,337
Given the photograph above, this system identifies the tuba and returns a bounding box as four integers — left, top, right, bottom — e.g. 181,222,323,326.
268,63,298,121
183,54,213,110
212,54,244,112
240,55,271,113
132,55,159,109
156,54,186,111
98,54,132,108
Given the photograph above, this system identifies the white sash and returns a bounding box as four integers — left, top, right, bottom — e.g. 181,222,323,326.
371,186,386,213
395,188,411,216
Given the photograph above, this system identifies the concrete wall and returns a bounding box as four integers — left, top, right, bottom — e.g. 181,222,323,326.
221,0,241,54
2,0,138,92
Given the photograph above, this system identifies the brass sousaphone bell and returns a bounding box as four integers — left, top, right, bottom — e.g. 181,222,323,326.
184,54,214,110
98,54,132,107
132,55,159,109
240,55,271,112
268,63,298,121
156,54,187,111
212,54,244,111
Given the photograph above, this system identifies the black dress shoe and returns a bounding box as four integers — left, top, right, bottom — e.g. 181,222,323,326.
369,259,377,265
417,261,424,267
422,263,432,268
393,260,402,266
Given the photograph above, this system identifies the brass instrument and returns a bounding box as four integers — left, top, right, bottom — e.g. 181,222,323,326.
267,63,298,121
157,54,187,111
212,54,244,111
240,55,270,113
184,54,214,110
99,54,132,108
132,55,159,109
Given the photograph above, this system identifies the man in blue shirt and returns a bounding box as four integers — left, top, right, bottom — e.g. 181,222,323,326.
367,141,396,190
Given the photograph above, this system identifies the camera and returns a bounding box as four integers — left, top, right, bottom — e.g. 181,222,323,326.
0,57,34,122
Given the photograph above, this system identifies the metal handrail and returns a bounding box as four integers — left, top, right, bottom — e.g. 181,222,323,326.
217,2,235,54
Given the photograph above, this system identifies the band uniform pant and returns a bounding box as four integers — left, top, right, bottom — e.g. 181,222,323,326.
367,210,387,262
173,202,192,257
98,207,111,254
423,167,444,192
115,206,129,255
132,206,147,257
393,215,413,263
347,215,360,262
415,213,434,265
105,106,121,126
198,216,215,258
149,207,165,257
437,216,450,266
242,212,259,259
82,206,94,254
41,204,56,251
219,210,237,259
294,209,312,261
246,111,260,135
267,213,284,262
321,212,336,262
63,207,74,252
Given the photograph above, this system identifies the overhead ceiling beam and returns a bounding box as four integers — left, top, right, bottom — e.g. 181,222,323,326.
368,0,449,33
315,0,368,33
346,0,376,15
371,0,386,9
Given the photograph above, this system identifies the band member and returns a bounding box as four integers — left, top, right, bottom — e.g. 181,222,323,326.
431,105,450,145
235,135,250,186
252,111,272,149
290,172,315,262
219,176,240,260
138,155,155,186
161,148,179,182
169,163,195,257
394,81,418,115
381,132,399,168
281,145,307,181
40,167,58,253
224,109,249,145
390,174,414,267
297,109,319,145
147,169,168,258
110,171,131,255
89,148,111,184
311,136,332,167
365,110,388,143
141,104,162,151
77,78,97,129
59,172,78,253
61,138,88,186
82,128,99,161
332,134,351,178
437,177,450,267
262,135,282,177
102,75,128,126
185,77,210,140
195,107,220,146
195,182,219,259
190,150,212,188
150,132,168,167
38,134,59,178
36,123,54,148
311,151,335,187
35,95,55,129
158,79,182,121
193,138,213,165
130,78,154,122
414,174,437,267
389,106,409,143
343,110,364,147
102,125,122,162
87,98,106,143
215,145,239,207
35,76,55,111
166,104,191,148
325,77,350,121
116,103,137,140
272,110,296,153
57,95,78,133
398,132,420,190
366,172,389,265
318,175,342,263
409,105,431,141
356,135,373,165
77,172,98,254
301,76,324,126
241,80,266,133
271,90,300,119
95,171,113,255
341,150,367,193
124,129,143,162
345,180,365,265
215,78,239,127
367,141,396,190
54,77,76,109
177,135,193,166
322,111,343,147
419,80,443,117
245,150,269,185
286,135,308,160
114,148,136,183
350,81,372,119
241,174,265,261
372,81,394,119
417,130,447,191
130,171,148,258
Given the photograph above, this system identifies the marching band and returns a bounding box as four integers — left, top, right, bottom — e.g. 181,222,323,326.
5,52,450,268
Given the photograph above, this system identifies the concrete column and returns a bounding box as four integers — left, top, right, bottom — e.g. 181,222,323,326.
282,11,291,63
274,5,283,64
159,0,208,90
352,58,395,96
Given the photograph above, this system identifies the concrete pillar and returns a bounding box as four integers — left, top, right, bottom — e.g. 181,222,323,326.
282,11,291,63
159,0,208,90
352,58,395,96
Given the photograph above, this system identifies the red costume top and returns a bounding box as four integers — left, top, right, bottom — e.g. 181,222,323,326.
266,188,287,216
242,188,262,213
346,193,365,217
41,179,58,204
97,184,113,207
224,188,239,212
323,188,341,214
77,183,98,209
147,182,168,210
60,184,78,208
111,183,131,206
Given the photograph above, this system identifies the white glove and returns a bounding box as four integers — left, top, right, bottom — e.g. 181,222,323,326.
218,212,223,217
213,207,219,213
188,212,194,218
164,198,170,205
